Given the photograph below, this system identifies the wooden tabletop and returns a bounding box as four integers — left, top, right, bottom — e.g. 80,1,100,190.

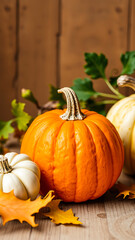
1,139,135,240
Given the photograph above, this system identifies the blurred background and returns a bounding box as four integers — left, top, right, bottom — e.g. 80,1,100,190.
0,0,134,120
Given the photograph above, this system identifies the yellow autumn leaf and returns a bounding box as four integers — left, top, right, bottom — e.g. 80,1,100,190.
44,199,82,225
115,183,135,199
0,190,54,227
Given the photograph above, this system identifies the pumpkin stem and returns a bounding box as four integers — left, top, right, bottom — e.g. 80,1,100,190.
58,87,86,120
0,155,12,174
117,75,135,91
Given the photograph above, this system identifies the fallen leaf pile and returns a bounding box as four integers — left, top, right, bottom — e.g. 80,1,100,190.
0,190,82,227
114,182,135,199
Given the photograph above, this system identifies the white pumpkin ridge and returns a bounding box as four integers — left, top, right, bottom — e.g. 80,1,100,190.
0,152,40,200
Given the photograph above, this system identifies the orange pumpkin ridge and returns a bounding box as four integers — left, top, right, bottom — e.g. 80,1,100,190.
73,120,98,201
86,120,114,189
21,87,124,202
84,116,123,189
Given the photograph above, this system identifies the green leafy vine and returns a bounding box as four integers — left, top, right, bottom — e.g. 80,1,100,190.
0,50,135,153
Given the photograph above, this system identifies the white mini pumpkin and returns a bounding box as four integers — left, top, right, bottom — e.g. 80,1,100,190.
107,75,135,175
0,152,40,200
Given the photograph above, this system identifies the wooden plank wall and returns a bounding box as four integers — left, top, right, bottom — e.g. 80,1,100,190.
18,0,59,117
0,0,17,120
0,0,134,120
60,0,129,90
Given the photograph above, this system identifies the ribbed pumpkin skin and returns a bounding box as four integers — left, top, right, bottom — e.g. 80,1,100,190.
107,94,135,175
21,109,124,202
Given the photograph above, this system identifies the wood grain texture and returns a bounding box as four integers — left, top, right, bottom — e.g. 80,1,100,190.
1,141,135,239
60,0,129,95
129,0,135,51
0,0,16,120
0,220,31,240
1,169,135,240
18,0,59,117
126,0,135,95
0,0,134,120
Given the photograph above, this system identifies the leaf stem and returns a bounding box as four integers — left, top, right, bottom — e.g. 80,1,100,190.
96,100,117,105
96,92,122,99
104,78,125,98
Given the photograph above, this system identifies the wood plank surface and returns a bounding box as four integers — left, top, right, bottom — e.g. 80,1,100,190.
3,138,135,240
18,0,59,117
0,0,17,120
1,165,135,240
1,1,135,238
60,0,129,96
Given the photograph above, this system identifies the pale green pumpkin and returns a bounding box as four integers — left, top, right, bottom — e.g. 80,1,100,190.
107,75,135,175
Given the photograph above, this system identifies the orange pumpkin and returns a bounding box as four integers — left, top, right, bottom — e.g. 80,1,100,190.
21,87,124,202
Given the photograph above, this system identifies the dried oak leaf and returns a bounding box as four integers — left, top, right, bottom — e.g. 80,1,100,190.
115,182,135,199
44,199,82,225
0,190,54,227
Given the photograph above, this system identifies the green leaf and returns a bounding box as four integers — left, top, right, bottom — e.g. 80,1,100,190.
121,51,135,74
79,101,87,109
92,104,106,116
21,89,39,106
11,100,32,131
84,53,108,79
0,120,14,139
71,78,97,101
49,85,66,108
85,99,106,116
78,98,106,116
109,76,119,86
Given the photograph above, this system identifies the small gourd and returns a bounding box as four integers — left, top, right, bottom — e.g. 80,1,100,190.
107,75,135,175
0,152,40,200
21,87,124,202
